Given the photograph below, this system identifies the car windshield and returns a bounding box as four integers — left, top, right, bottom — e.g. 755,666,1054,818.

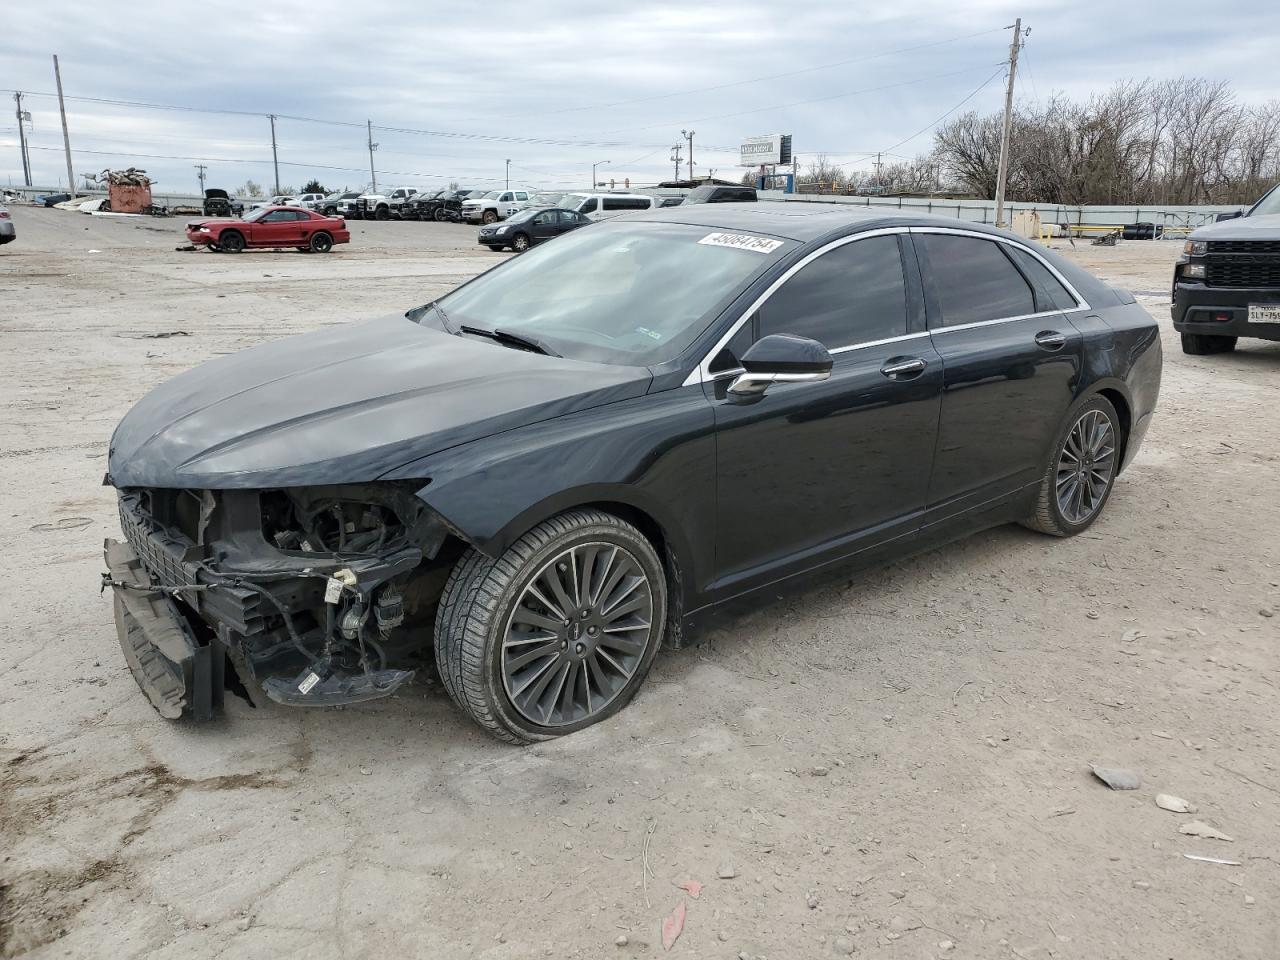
429,222,790,365
530,192,564,207
1249,185,1280,217
242,207,274,222
504,208,537,223
480,190,501,200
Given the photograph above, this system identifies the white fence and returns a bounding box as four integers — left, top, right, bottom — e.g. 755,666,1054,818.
762,191,1240,234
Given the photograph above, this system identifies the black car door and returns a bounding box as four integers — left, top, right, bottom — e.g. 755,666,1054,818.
706,232,943,591
529,211,556,241
913,230,1085,521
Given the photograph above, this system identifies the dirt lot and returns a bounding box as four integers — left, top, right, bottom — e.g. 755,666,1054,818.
1,207,1277,960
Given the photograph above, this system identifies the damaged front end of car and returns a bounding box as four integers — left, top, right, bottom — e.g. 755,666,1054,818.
103,482,457,719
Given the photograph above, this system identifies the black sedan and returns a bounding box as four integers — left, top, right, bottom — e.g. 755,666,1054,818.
477,206,589,252
102,205,1161,743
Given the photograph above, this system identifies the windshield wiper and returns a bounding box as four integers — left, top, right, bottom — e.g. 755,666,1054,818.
459,324,559,357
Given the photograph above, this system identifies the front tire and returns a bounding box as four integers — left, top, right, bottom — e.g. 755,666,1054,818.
374,205,389,221
482,210,498,224
433,208,447,222
511,233,531,252
435,509,666,744
485,244,503,252
219,230,245,253
1181,332,1237,355
309,231,334,253
1022,395,1122,537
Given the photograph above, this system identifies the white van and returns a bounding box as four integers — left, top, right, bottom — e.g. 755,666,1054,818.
562,193,656,222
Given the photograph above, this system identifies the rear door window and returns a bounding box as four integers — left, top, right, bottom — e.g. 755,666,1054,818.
918,234,1035,327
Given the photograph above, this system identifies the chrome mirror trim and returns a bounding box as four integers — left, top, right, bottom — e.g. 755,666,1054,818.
726,369,831,399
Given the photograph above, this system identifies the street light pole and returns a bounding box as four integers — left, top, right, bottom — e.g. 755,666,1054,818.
505,158,511,190
592,159,611,188
681,129,695,183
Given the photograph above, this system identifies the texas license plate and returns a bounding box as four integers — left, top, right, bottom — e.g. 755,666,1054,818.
1248,304,1280,323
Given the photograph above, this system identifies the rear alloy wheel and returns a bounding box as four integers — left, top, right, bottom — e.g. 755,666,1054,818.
1181,332,1237,355
309,231,334,253
435,509,666,743
219,230,245,253
482,210,498,224
511,233,531,252
1022,395,1121,536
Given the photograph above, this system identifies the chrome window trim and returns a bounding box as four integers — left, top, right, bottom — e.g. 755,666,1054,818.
683,227,910,387
704,330,931,382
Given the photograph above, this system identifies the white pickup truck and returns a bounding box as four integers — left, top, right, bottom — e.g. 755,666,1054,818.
460,189,532,224
353,186,419,220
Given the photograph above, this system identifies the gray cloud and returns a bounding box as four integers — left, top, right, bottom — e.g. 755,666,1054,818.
2,0,1276,193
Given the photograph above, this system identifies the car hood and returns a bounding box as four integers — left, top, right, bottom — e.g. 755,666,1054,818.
1190,213,1280,241
108,315,651,489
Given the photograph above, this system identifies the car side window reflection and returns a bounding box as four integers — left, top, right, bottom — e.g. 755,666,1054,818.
920,234,1036,326
757,235,908,348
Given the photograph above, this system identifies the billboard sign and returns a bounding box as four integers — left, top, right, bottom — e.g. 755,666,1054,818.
740,134,792,167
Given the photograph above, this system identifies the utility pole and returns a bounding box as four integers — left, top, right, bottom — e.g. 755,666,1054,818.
670,143,682,183
505,158,511,190
591,159,610,188
993,18,1026,228
53,56,75,195
268,114,280,194
681,129,695,183
366,120,378,193
874,152,883,192
13,92,32,186
195,163,207,192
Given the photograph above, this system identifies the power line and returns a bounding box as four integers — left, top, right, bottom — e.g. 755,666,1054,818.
453,26,1007,123
603,63,1002,133
876,65,1007,155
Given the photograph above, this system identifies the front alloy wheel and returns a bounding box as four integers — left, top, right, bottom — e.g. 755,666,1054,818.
1023,395,1121,536
512,233,531,252
435,509,665,743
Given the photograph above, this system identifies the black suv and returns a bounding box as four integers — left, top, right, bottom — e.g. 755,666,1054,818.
202,189,243,218
1173,182,1280,354
682,184,758,204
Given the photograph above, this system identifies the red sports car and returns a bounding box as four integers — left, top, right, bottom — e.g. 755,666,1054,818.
186,205,350,253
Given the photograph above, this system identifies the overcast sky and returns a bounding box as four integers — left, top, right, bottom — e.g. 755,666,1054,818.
2,0,1277,196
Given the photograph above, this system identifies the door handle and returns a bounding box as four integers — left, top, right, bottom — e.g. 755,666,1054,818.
1035,331,1067,350
880,357,927,379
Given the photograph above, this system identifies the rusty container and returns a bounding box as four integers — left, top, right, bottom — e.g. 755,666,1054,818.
108,182,152,214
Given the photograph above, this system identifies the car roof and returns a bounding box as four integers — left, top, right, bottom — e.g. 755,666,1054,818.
623,201,1026,243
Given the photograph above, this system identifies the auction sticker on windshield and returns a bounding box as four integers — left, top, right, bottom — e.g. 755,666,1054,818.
698,232,784,254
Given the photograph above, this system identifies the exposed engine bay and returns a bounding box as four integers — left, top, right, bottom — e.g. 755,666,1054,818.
103,483,459,719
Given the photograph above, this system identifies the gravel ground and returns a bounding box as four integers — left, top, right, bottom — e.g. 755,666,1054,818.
1,207,1277,960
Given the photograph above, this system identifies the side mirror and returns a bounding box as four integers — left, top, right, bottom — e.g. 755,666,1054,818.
728,334,833,400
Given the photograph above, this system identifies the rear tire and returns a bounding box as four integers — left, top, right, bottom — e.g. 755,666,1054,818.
1022,395,1122,537
309,231,334,253
1181,332,1237,355
435,509,666,744
219,230,245,253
